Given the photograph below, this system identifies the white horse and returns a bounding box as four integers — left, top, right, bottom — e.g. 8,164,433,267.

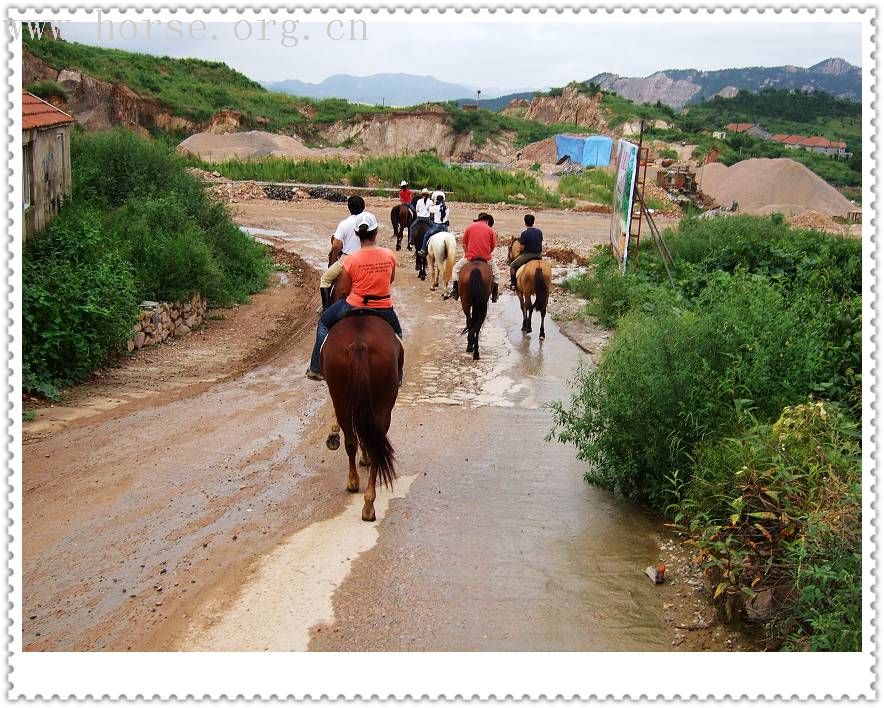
426,231,457,298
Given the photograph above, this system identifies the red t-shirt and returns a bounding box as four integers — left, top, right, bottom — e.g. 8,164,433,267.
399,188,413,204
463,221,496,261
343,247,397,309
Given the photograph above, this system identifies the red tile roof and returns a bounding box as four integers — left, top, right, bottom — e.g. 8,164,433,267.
782,135,805,145
769,134,790,143
22,91,74,130
725,122,755,133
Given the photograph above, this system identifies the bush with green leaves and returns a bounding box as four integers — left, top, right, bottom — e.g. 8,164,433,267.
551,215,862,649
24,129,271,396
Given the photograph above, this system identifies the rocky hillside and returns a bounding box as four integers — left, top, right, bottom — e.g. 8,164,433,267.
589,58,861,109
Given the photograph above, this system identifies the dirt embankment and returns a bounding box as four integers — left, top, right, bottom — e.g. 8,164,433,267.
321,107,515,162
178,130,360,163
24,48,196,135
518,86,609,131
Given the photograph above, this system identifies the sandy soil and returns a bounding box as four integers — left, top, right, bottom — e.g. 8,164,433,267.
22,197,751,652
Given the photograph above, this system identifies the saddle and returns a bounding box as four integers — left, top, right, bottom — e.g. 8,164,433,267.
323,308,403,349
515,255,544,278
469,257,490,263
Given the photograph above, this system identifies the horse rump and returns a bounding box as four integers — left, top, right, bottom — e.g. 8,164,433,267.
465,266,488,335
345,340,396,489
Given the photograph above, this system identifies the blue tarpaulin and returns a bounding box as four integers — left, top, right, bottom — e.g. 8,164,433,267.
555,134,614,167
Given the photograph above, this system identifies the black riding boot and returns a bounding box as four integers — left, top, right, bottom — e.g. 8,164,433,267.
510,272,517,289
451,281,459,300
491,282,499,303
320,287,332,311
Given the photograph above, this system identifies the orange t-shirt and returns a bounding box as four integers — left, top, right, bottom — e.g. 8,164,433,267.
343,247,397,309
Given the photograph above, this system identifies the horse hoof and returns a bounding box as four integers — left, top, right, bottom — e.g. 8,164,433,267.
473,352,480,361
347,482,360,493
539,334,545,341
362,506,376,522
442,293,449,300
326,433,340,450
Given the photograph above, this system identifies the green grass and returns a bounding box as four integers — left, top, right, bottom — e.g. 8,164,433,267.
194,152,565,206
25,78,68,102
557,169,614,204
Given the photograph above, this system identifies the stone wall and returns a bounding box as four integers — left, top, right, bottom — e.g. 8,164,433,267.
127,294,207,352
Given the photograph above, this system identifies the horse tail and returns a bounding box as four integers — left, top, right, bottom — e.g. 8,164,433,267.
443,237,454,285
467,267,488,335
390,206,399,230
347,341,396,488
534,264,549,311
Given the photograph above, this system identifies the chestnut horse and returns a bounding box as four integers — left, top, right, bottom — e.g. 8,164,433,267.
459,260,491,360
390,203,412,251
322,313,404,521
508,237,552,340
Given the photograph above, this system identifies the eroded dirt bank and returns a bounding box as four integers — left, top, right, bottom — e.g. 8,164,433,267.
23,198,749,652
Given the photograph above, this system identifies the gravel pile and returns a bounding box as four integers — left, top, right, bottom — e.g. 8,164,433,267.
698,158,854,217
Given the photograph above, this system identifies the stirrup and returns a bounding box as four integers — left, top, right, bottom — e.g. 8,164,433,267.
305,368,324,381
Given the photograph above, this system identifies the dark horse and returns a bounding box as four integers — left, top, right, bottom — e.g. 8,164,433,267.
390,203,412,252
411,220,432,281
459,260,492,360
322,314,404,521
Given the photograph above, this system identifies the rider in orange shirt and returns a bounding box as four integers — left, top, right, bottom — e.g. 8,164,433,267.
306,212,402,381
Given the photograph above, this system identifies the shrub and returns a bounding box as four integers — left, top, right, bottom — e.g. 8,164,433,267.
23,129,271,395
686,402,861,650
23,206,139,397
551,271,829,507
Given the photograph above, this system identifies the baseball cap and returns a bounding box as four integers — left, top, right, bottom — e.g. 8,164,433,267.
400,180,408,187
473,212,495,227
353,211,379,232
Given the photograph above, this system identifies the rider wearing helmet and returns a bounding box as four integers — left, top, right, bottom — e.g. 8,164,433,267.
450,212,500,303
306,212,403,381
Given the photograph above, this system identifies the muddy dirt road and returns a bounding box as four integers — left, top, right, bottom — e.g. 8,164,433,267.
23,199,708,652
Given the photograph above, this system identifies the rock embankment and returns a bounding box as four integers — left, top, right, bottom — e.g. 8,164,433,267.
127,295,208,352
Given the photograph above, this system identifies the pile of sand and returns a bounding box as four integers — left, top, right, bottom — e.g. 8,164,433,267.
697,158,854,217
177,130,358,163
516,136,559,165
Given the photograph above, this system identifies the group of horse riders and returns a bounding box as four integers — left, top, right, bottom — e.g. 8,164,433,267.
304,186,544,381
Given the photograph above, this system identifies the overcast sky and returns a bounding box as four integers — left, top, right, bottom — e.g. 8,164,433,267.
59,20,863,94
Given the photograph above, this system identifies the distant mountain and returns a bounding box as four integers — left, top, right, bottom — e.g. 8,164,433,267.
456,91,537,112
588,58,861,109
265,73,478,106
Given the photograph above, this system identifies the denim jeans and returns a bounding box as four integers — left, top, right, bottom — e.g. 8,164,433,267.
309,299,403,373
420,222,448,252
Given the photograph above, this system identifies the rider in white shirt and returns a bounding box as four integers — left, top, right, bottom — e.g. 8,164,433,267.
411,188,434,233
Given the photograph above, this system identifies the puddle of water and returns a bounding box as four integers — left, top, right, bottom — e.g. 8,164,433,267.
239,226,292,239
182,474,417,651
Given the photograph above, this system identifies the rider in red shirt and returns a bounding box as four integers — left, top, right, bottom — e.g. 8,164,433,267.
450,212,500,302
399,180,413,204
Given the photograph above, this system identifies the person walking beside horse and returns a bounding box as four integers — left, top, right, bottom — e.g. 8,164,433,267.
450,212,500,303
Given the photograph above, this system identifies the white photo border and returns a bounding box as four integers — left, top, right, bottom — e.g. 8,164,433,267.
4,3,878,700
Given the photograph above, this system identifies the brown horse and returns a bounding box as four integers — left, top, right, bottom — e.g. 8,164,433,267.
390,203,412,251
508,238,552,340
411,221,432,280
459,260,492,360
321,314,404,521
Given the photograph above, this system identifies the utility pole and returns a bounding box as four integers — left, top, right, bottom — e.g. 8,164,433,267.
476,89,481,107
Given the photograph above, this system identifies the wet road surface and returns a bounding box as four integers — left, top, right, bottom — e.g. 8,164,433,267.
23,199,672,651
